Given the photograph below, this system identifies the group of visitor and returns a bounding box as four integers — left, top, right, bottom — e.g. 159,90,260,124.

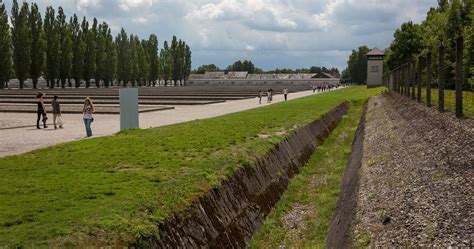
257,88,289,104
35,93,95,137
312,83,344,93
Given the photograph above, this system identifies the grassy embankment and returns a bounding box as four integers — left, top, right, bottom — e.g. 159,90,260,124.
250,91,369,248
0,86,382,247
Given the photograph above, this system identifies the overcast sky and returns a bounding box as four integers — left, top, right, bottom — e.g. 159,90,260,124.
5,0,437,70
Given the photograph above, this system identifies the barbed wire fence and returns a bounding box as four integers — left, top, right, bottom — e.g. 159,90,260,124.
383,36,473,118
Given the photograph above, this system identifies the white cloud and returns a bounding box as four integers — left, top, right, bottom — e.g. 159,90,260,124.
119,0,155,11
245,44,255,51
132,16,148,24
76,0,102,12
3,0,438,70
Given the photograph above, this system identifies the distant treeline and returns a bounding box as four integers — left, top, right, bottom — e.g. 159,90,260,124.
343,0,474,89
194,60,340,75
0,0,192,89
342,46,369,85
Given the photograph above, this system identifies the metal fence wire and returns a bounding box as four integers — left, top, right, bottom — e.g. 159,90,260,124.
383,37,473,119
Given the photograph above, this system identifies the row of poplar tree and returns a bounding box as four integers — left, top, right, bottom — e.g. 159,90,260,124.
0,0,192,89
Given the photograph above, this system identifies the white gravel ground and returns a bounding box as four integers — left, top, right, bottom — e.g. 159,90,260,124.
0,89,335,157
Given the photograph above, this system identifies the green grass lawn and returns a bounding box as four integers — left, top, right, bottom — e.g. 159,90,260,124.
249,95,367,249
404,87,473,117
0,86,382,247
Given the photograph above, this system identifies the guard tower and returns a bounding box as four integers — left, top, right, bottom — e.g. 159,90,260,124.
366,48,384,88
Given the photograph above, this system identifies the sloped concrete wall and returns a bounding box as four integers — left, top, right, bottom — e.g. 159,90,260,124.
326,103,367,249
137,102,350,248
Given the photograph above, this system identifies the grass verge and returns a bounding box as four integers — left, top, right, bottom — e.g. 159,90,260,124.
406,88,473,117
250,97,367,248
0,86,382,247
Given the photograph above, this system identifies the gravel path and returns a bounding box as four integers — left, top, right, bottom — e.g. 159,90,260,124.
0,104,173,114
352,94,473,247
0,89,332,157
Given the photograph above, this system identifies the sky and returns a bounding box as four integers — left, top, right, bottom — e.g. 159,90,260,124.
4,0,438,71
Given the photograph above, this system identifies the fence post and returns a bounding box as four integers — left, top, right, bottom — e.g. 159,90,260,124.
408,62,412,97
402,65,406,96
455,36,463,118
426,51,432,107
411,61,416,100
396,69,399,93
438,45,445,112
417,57,422,103
404,64,408,96
395,69,399,93
404,63,410,97
394,70,397,93
398,68,402,94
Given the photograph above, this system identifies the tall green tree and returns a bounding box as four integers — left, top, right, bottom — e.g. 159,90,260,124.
0,0,12,89
44,6,60,88
177,40,185,84
171,35,178,85
104,28,116,87
159,40,172,86
28,3,44,89
138,39,150,86
347,46,369,84
184,44,192,83
70,14,85,88
83,17,96,88
11,0,30,89
466,6,474,89
95,22,107,88
57,7,72,88
116,28,130,86
129,34,140,87
385,22,423,71
147,34,159,86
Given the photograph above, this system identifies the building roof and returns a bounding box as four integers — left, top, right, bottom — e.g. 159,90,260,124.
226,71,248,79
311,72,335,79
189,72,340,80
367,48,384,56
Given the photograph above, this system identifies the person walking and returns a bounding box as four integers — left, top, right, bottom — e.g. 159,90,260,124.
83,97,95,137
267,88,274,103
257,90,263,104
36,92,47,129
51,95,63,129
283,88,289,101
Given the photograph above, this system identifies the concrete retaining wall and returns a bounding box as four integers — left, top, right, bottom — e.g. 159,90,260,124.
326,103,367,249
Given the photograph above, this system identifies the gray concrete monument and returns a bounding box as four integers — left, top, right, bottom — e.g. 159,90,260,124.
119,88,139,131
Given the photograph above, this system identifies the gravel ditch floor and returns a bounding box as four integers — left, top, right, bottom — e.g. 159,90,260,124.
352,93,473,247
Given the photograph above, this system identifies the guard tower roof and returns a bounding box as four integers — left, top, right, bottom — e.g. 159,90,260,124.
367,48,384,56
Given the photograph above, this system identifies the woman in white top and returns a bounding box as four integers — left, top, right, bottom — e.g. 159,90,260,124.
283,88,289,101
83,97,95,137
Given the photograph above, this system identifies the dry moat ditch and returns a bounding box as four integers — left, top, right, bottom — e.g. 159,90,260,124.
135,101,353,248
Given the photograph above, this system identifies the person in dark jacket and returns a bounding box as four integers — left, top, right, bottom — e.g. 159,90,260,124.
51,95,63,129
257,90,263,104
36,93,47,129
